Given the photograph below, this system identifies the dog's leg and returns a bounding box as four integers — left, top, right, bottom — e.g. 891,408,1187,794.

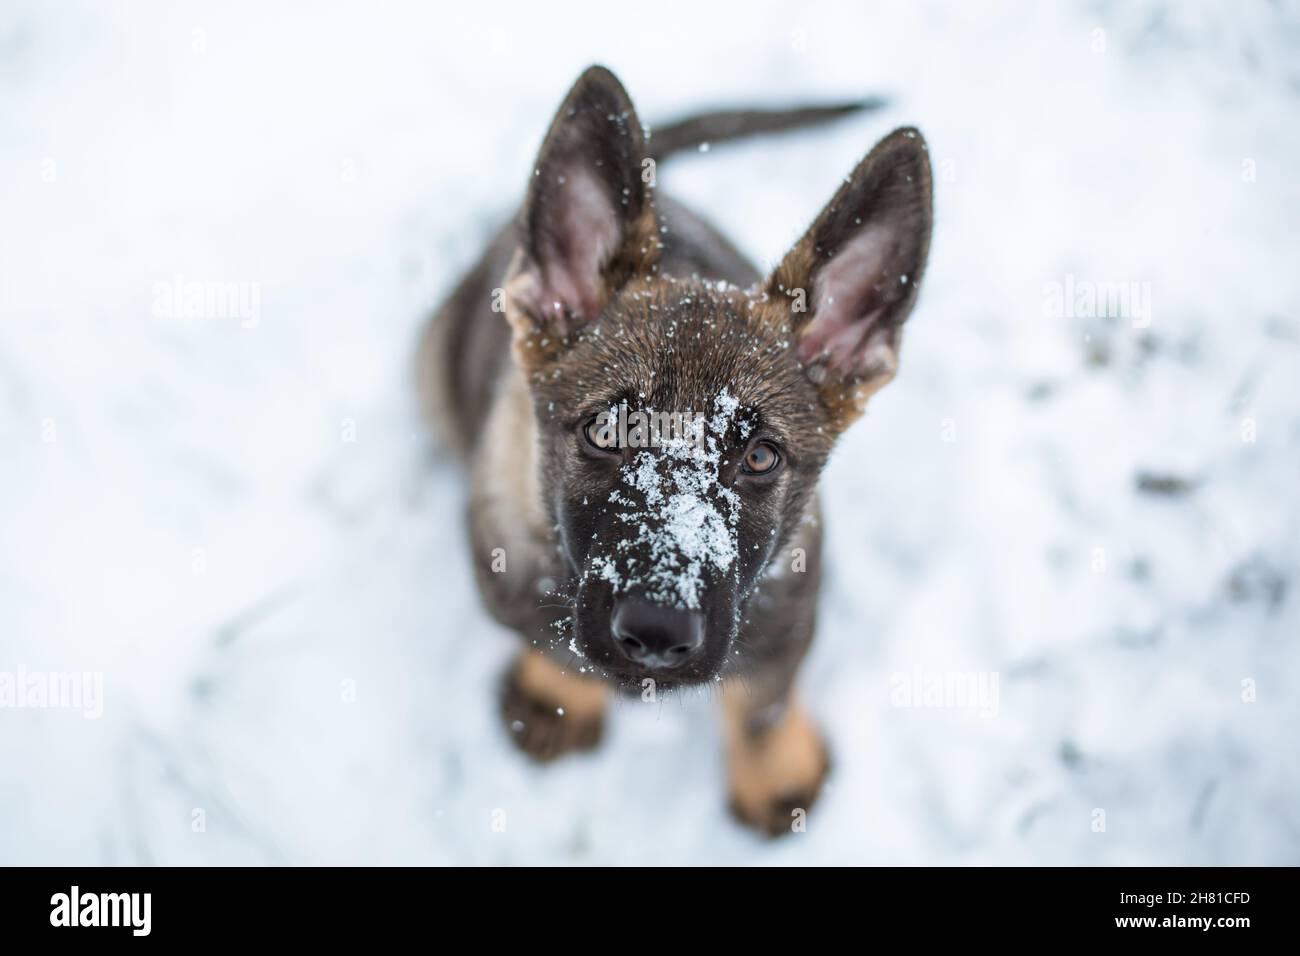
722,671,829,837
500,650,608,762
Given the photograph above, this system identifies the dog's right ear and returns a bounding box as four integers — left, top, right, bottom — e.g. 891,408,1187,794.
766,127,933,428
505,66,659,367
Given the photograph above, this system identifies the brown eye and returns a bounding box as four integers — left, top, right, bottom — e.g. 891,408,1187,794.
583,416,618,452
742,441,781,475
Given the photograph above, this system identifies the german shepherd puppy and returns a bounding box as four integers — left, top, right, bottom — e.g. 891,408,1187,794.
418,66,932,835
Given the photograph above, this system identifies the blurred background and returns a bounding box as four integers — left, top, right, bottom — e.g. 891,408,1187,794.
1,0,1298,864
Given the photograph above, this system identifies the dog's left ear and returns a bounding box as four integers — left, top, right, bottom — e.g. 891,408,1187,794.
767,127,933,425
506,66,658,366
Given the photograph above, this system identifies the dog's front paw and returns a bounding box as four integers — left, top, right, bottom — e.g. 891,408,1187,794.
499,653,607,763
724,698,830,838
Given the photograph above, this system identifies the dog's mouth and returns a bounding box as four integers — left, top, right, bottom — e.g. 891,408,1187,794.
574,646,726,692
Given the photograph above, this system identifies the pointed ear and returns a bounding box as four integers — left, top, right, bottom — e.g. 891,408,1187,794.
505,66,659,364
767,127,933,423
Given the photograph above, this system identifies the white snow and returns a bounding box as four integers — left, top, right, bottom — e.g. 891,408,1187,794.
1,0,1298,864
598,391,741,609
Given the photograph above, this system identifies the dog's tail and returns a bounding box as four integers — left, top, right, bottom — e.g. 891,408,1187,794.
647,97,886,161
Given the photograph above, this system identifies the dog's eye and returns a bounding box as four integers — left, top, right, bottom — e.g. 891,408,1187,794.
741,441,781,475
582,416,619,452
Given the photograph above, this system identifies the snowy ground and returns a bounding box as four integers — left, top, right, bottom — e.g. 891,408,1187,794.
2,0,1298,865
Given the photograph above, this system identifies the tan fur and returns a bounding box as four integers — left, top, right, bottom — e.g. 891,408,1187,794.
722,683,829,835
501,648,609,762
415,288,464,455
826,358,898,429
469,364,548,561
749,295,892,432
515,649,608,719
503,203,662,374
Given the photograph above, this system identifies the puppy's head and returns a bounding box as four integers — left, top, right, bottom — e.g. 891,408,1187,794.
503,67,932,689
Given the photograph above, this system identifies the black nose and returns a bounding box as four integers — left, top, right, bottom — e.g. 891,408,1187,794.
610,599,704,670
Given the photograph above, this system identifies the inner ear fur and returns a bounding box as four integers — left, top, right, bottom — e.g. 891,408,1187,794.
766,127,933,424
505,66,660,368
